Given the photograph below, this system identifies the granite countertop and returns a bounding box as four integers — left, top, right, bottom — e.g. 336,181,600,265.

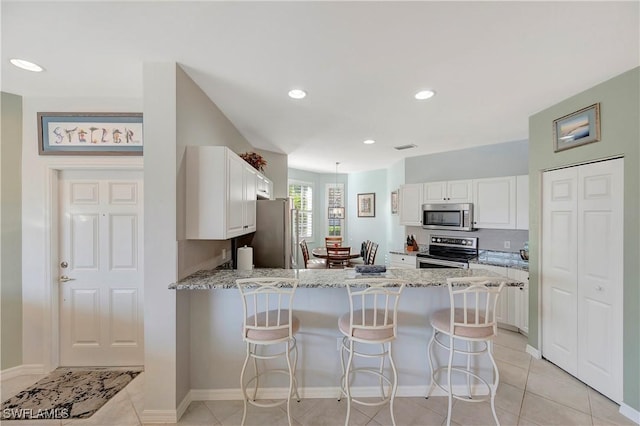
471,250,529,271
388,249,423,256
170,267,523,290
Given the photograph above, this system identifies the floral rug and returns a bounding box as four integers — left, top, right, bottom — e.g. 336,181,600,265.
1,368,141,421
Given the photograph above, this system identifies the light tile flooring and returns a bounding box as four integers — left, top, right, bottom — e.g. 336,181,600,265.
1,330,635,425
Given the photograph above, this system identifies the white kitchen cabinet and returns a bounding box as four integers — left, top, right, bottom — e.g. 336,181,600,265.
186,145,257,239
470,264,528,333
472,176,517,229
389,253,417,269
516,175,529,230
423,180,472,204
256,173,273,200
399,184,423,226
509,268,529,334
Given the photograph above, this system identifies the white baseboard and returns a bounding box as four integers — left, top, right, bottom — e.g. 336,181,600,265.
189,384,488,402
526,344,541,359
140,409,178,424
0,364,46,382
619,403,640,425
176,390,193,421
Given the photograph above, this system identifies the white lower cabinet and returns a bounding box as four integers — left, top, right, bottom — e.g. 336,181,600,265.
389,253,417,269
469,263,528,333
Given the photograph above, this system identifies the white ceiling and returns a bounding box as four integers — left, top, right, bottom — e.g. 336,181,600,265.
2,1,638,173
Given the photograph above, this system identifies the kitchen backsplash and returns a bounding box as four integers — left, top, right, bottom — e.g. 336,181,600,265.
406,226,528,253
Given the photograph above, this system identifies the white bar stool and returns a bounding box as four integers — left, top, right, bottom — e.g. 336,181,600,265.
236,277,301,426
338,278,406,426
426,276,506,426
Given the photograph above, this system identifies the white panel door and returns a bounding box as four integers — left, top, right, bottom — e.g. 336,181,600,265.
473,176,517,229
227,153,245,237
243,165,257,233
576,159,623,402
399,184,423,226
542,167,579,375
447,180,473,203
59,170,143,366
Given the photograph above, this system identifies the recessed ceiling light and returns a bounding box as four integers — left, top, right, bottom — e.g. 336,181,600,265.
10,58,44,72
288,89,307,99
415,89,435,100
363,139,376,145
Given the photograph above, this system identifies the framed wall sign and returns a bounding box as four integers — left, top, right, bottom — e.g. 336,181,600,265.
38,112,143,155
553,103,600,152
357,193,376,217
391,190,399,215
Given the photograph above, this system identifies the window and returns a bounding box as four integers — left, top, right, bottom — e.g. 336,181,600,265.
289,181,313,241
327,183,345,236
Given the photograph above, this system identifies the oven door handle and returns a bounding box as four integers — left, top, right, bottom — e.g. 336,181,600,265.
417,257,468,269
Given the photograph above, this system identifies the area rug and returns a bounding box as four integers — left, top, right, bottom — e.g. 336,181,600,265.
1,368,141,421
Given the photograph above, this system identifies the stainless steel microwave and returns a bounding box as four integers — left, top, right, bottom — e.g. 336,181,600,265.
422,203,475,231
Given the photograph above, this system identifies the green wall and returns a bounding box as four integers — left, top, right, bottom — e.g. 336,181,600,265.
1,92,23,370
528,67,639,411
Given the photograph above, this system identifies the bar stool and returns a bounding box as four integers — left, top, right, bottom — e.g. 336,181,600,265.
236,277,301,426
426,276,506,426
338,278,406,426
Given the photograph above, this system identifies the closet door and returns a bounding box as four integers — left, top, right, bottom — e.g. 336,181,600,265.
542,167,579,375
576,158,623,402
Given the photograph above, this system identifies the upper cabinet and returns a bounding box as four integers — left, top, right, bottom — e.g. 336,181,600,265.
472,176,517,229
399,184,423,226
186,145,257,239
423,180,472,204
515,175,529,230
256,173,274,200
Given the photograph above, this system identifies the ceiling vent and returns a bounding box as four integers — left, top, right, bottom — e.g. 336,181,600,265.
393,144,417,151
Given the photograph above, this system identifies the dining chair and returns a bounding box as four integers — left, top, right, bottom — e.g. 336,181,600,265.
326,246,351,268
300,240,326,269
325,236,343,247
365,242,379,265
426,276,506,426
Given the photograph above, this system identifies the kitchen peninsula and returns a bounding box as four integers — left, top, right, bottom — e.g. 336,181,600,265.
170,267,522,290
171,267,523,399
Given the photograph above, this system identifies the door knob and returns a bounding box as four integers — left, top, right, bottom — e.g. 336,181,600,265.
60,261,68,268
595,285,604,292
59,275,75,283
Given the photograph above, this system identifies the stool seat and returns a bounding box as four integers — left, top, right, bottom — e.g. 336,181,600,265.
430,308,494,339
245,310,300,341
338,310,395,341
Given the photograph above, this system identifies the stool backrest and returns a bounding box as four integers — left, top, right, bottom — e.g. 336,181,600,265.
343,278,406,342
445,277,505,336
236,277,299,343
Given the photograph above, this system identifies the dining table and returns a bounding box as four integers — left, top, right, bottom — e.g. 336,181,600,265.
311,246,362,261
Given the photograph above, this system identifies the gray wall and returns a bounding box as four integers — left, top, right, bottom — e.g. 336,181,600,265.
529,67,639,411
405,139,528,183
1,92,23,370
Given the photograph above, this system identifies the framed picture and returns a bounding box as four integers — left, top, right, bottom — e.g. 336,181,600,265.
357,193,376,217
391,190,399,215
38,112,143,155
553,103,600,152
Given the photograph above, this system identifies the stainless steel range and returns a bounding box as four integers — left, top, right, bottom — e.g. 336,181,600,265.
416,235,478,269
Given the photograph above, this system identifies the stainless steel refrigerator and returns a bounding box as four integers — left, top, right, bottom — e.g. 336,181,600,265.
251,198,300,268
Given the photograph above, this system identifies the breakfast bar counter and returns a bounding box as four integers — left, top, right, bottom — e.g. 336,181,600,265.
169,267,523,290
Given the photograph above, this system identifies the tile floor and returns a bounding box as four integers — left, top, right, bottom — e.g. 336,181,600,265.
1,330,635,425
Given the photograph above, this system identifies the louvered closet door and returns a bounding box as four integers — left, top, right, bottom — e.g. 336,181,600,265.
59,170,144,366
